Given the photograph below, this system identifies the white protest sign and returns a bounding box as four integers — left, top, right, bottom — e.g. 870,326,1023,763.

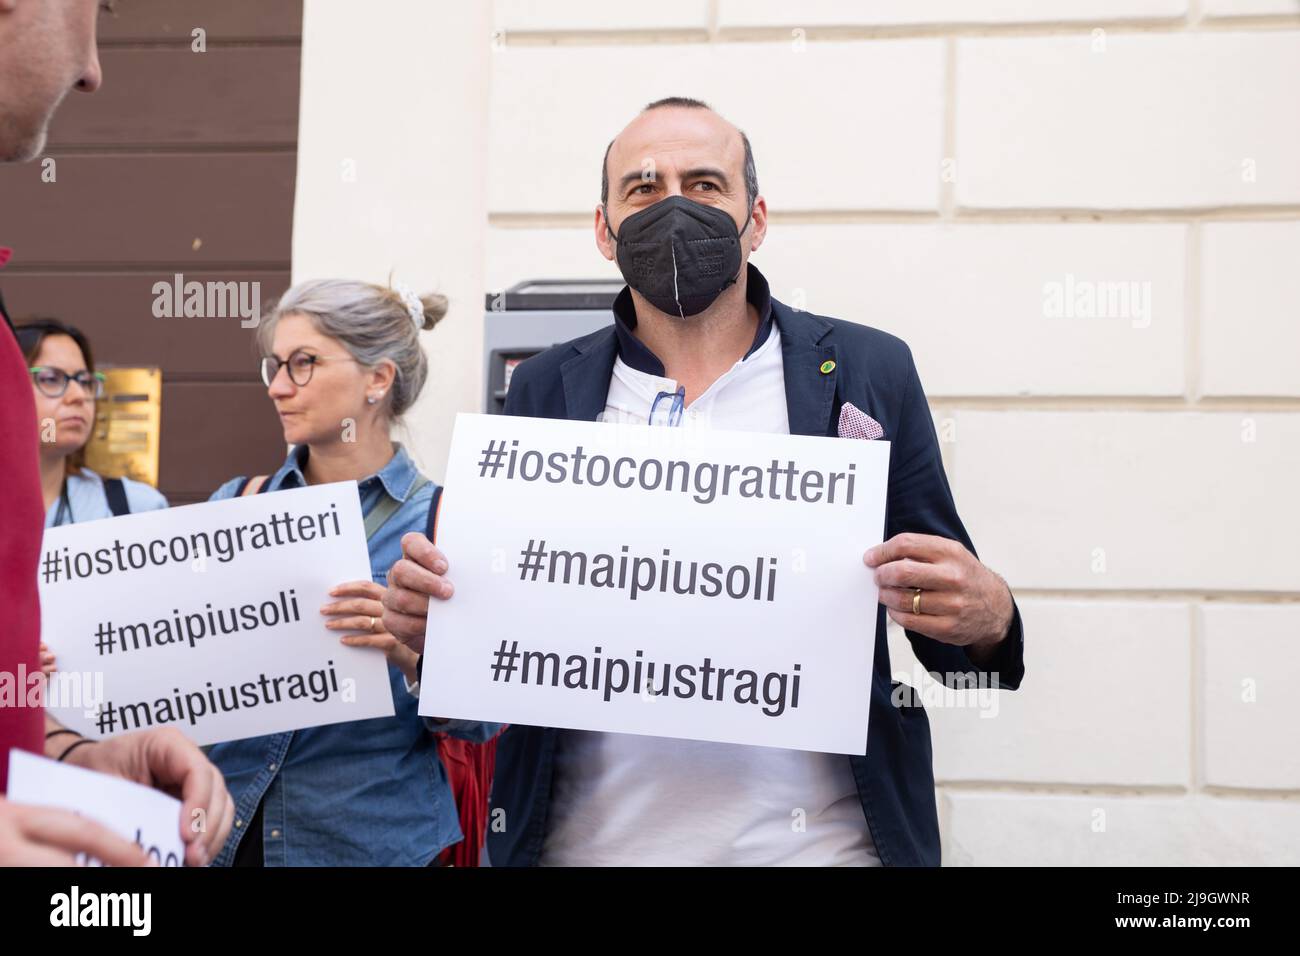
39,481,394,746
6,749,185,866
420,413,890,755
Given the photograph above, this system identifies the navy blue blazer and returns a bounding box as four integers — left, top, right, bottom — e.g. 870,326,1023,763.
487,293,1025,867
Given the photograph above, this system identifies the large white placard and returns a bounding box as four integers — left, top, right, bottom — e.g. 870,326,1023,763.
39,481,394,745
6,749,186,866
420,414,890,755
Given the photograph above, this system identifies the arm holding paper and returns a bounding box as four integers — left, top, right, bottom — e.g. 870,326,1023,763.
2,715,233,866
861,347,1024,688
380,510,1020,697
383,364,1026,705
42,714,234,867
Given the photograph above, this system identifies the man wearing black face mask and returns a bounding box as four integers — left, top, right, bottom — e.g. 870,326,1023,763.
385,96,1025,867
605,193,751,320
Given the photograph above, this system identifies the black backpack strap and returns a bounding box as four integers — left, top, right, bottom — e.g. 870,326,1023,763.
103,477,131,517
425,485,443,542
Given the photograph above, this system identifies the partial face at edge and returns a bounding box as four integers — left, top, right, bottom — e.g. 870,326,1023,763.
0,0,104,163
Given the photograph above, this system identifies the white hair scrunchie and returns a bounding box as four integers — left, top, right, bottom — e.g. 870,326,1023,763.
393,282,424,330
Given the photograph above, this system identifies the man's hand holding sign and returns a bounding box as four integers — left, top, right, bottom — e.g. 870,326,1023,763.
867,533,1015,667
385,537,452,651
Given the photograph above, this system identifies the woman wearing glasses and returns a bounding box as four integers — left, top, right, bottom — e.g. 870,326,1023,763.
18,318,168,525
205,278,499,867
18,319,168,677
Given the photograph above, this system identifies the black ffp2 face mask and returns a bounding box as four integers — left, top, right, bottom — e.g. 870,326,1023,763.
606,195,750,318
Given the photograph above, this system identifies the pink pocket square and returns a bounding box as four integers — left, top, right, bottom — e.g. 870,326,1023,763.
837,401,884,440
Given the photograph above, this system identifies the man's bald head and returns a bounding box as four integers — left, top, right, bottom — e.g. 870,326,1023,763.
600,97,759,211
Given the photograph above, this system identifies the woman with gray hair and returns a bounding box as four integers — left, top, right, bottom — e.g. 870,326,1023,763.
203,278,500,866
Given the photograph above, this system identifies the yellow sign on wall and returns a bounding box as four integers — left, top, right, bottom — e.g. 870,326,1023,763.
85,367,162,489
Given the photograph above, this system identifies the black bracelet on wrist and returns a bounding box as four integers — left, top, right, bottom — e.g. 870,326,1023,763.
57,738,97,763
45,728,81,740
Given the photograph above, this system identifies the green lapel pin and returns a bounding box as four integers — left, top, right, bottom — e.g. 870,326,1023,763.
819,360,836,374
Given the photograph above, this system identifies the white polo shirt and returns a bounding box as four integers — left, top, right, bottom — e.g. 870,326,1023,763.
538,322,880,867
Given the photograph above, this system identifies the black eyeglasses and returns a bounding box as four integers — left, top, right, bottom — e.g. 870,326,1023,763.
259,350,360,388
29,366,106,399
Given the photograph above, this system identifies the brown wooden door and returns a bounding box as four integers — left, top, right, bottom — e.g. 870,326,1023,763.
0,0,303,504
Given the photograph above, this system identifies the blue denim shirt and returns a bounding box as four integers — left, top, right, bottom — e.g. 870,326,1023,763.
205,443,498,866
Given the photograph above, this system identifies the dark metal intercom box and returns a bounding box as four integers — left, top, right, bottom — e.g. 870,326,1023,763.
482,279,623,414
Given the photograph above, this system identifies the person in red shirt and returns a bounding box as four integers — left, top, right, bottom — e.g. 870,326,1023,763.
0,0,233,866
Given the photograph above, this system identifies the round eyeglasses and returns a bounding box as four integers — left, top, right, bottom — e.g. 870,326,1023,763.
29,366,106,399
259,350,360,388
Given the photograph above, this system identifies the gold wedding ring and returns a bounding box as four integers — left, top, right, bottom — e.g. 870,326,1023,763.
912,588,923,615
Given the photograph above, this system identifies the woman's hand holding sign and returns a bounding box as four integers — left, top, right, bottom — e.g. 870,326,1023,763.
865,532,1014,665
322,579,420,685
381,532,453,656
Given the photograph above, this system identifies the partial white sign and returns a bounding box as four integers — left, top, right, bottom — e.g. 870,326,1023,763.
39,481,394,745
7,749,185,866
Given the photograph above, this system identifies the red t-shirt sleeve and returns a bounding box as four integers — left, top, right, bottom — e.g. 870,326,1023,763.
0,328,45,792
